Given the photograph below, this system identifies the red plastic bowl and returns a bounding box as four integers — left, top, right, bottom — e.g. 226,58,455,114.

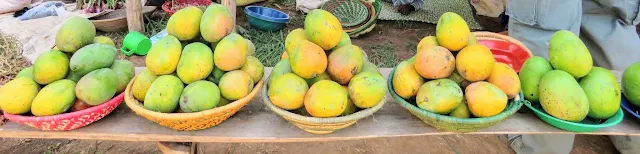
479,40,532,72
161,0,212,15
3,93,125,131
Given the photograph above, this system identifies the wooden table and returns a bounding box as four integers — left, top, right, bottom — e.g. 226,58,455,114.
0,68,638,143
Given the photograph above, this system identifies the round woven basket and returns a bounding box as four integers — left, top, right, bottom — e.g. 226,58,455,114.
162,0,212,15
388,32,532,132
261,76,386,134
90,6,156,32
347,1,380,38
321,0,369,27
124,74,264,131
389,67,524,132
3,93,124,131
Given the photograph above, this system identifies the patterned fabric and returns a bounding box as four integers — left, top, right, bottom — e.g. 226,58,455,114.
378,0,484,30
391,0,424,10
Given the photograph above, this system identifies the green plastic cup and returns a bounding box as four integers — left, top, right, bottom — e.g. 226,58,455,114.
121,31,151,56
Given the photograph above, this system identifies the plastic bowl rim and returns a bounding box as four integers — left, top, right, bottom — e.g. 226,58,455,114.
244,6,290,23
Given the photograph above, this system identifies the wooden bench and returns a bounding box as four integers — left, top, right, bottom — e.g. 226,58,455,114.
1,68,638,145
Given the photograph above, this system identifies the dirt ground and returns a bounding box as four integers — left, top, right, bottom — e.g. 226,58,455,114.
0,134,618,154
1,1,636,153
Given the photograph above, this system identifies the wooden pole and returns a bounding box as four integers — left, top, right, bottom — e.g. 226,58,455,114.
221,0,236,32
126,0,144,33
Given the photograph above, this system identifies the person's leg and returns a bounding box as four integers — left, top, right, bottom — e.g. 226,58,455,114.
610,135,640,154
509,134,575,154
505,0,582,153
392,0,422,15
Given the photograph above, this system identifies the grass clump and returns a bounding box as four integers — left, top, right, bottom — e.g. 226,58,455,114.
368,43,399,68
240,27,285,67
0,31,30,84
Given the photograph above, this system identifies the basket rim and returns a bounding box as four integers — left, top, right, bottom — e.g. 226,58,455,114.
124,74,264,120
162,0,212,14
621,95,640,119
525,100,624,128
472,31,533,58
3,92,125,122
261,76,387,124
388,67,524,124
321,0,369,27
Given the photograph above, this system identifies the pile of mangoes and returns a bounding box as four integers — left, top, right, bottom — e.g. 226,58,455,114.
0,17,134,116
268,9,387,118
521,30,620,121
392,12,521,118
130,4,263,113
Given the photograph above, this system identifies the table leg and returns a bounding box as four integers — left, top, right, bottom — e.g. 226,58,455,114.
157,141,197,154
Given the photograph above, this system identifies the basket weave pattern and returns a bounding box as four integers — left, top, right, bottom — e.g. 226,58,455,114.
124,75,264,131
389,68,524,132
388,32,531,132
321,0,369,27
3,93,124,131
262,76,386,134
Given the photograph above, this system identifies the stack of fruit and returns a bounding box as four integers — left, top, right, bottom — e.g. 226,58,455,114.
129,4,263,114
392,12,522,119
623,63,640,112
0,16,134,116
520,30,620,122
268,9,387,118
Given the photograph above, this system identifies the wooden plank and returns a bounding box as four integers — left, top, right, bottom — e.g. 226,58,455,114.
0,68,638,143
126,0,144,32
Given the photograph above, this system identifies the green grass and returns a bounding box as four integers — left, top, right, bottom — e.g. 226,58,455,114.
368,43,399,68
270,0,295,6
143,16,168,37
44,143,60,154
406,42,417,54
240,27,286,67
394,20,417,29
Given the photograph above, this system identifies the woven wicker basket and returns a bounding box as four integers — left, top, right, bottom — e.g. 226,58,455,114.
388,32,533,132
3,93,124,131
389,67,524,132
261,76,386,134
90,6,156,32
321,0,369,27
347,1,380,38
124,74,264,131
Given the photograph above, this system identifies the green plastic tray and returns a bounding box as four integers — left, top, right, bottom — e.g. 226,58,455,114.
525,101,624,132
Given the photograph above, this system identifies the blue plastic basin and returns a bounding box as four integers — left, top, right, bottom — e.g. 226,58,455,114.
244,6,290,31
621,95,640,119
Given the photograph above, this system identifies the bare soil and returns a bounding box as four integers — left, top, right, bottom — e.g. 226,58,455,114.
0,134,617,154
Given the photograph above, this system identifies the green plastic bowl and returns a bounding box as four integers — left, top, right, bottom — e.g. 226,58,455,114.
525,101,624,132
388,67,523,132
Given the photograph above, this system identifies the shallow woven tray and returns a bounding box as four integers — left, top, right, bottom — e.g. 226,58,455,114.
261,76,386,134
124,74,264,131
388,67,524,132
321,0,369,27
387,32,532,132
346,1,380,38
3,93,124,131
90,6,156,32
